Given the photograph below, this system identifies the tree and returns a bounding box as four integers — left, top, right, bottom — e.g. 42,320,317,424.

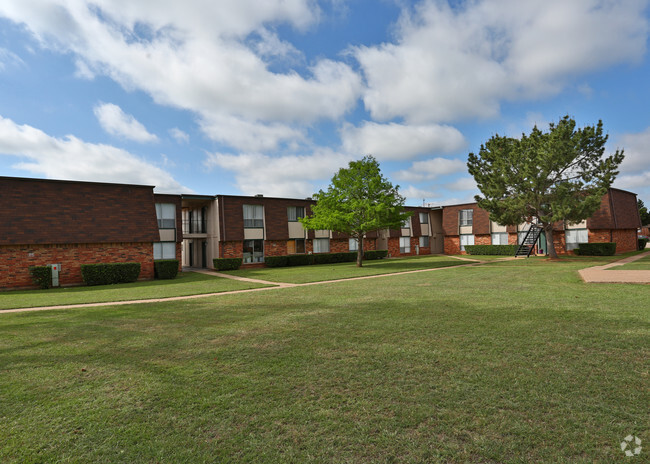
300,155,410,267
638,199,650,226
467,116,624,259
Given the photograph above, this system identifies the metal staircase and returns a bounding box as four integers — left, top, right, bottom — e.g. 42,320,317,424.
515,224,543,258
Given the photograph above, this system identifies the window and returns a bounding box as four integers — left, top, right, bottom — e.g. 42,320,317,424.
243,239,264,263
419,212,429,224
491,232,508,245
243,205,264,228
460,234,474,251
155,203,176,229
566,229,588,251
287,206,305,222
400,237,411,253
313,238,330,253
419,236,429,247
349,238,358,251
287,239,305,254
459,209,473,227
402,217,411,229
154,242,176,260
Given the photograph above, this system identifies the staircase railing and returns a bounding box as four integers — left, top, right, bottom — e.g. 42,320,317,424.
514,224,543,258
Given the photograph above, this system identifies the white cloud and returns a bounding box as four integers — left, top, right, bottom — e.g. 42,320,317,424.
204,150,352,197
0,115,187,192
445,177,477,192
0,47,24,72
394,157,467,182
0,1,362,151
616,126,650,174
400,185,441,203
169,127,189,143
353,0,648,123
93,102,158,143
341,121,466,160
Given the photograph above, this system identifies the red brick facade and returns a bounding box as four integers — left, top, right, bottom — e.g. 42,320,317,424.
0,242,154,290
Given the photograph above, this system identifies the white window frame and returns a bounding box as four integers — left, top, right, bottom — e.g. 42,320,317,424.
419,212,429,225
399,237,411,253
491,232,508,245
313,238,330,253
243,205,264,228
287,206,305,222
348,238,358,251
419,236,429,247
460,234,474,251
155,203,176,229
565,229,588,251
459,209,473,227
154,242,176,260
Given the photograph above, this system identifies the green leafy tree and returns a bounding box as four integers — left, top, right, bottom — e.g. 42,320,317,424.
467,116,624,259
638,199,650,226
301,156,410,267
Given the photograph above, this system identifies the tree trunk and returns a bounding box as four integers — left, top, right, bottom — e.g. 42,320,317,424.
356,236,364,267
545,224,558,259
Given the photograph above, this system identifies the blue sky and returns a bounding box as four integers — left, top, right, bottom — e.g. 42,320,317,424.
0,0,649,207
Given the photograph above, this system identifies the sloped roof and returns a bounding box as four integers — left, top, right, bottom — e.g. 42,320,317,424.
0,177,160,245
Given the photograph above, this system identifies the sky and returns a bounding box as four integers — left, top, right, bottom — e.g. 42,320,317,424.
0,0,649,208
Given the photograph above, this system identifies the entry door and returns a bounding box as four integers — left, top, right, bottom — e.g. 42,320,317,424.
201,240,207,268
189,242,194,267
537,231,547,255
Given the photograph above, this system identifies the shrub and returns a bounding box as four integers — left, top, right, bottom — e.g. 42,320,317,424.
264,256,289,268
81,262,141,286
29,265,52,289
313,252,357,265
213,258,242,271
464,244,519,255
154,259,179,279
639,238,649,251
286,254,314,266
364,249,388,260
574,242,617,256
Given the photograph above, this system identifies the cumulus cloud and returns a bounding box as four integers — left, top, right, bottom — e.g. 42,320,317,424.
204,150,352,197
0,115,187,192
400,185,441,203
394,157,467,182
341,121,466,160
353,0,648,123
612,126,650,202
445,177,477,192
169,127,189,143
0,47,24,72
94,102,158,142
0,1,362,151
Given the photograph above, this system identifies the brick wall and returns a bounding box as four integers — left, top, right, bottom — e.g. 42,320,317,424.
475,234,491,246
0,242,154,290
265,240,288,257
611,229,638,253
220,241,243,259
444,236,461,255
330,239,350,253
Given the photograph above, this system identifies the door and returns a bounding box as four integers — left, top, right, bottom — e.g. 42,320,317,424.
201,240,207,268
189,241,194,267
537,231,547,255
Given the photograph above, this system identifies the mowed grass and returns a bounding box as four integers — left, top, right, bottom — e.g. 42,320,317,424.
224,254,469,283
0,272,271,310
1,258,648,463
608,252,650,270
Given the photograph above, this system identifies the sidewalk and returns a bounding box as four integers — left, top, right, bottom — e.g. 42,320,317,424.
578,251,650,284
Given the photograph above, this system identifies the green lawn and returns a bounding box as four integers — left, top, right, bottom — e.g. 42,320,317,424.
1,258,647,462
0,272,271,310
223,254,470,283
608,253,650,271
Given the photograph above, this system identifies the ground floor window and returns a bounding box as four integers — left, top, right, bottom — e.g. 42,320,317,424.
491,232,508,245
419,236,429,248
243,239,264,263
518,230,529,244
287,239,305,254
565,229,588,251
154,242,176,260
460,234,474,252
313,238,330,253
349,238,358,251
400,237,411,254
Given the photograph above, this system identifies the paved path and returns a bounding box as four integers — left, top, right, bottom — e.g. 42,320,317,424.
578,250,650,284
2,260,483,314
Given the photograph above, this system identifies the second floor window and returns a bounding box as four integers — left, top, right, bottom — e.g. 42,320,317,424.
459,209,473,227
243,205,264,228
155,203,176,229
419,212,429,224
287,206,305,222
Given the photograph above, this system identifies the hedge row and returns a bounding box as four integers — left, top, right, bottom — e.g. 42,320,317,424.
364,249,388,260
464,244,519,255
213,258,243,271
29,265,52,289
81,262,141,286
154,259,179,279
264,250,389,268
574,242,617,256
639,238,649,251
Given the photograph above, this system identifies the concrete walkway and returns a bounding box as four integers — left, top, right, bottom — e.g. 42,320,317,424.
578,250,650,284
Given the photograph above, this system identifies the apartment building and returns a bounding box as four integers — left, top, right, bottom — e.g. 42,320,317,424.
442,188,641,255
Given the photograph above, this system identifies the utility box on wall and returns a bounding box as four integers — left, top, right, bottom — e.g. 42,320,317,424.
48,263,61,287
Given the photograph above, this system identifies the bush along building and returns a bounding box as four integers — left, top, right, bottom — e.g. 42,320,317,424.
0,177,182,290
442,188,641,255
